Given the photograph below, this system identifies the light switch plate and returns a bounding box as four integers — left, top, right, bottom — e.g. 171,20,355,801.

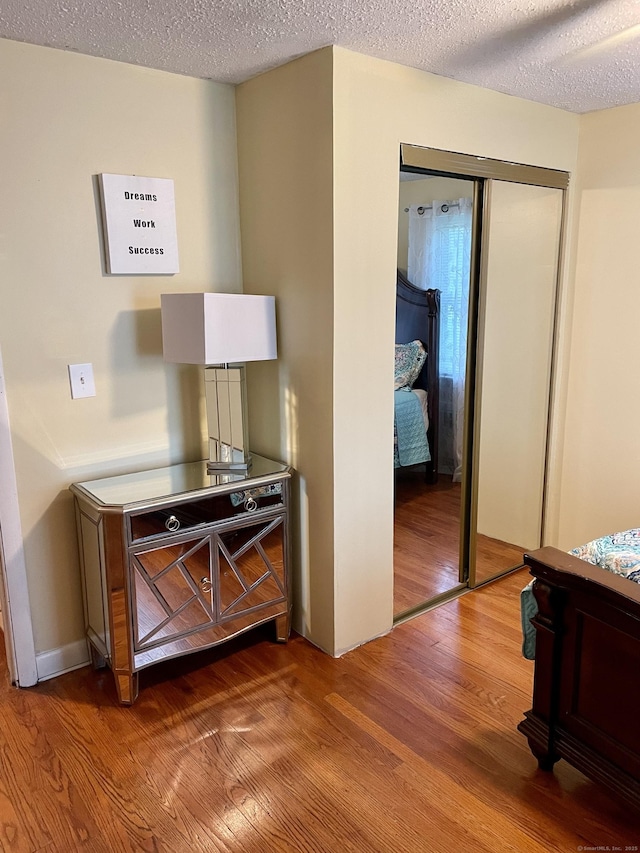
68,363,96,399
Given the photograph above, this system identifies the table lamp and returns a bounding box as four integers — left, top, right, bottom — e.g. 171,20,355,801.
161,292,277,471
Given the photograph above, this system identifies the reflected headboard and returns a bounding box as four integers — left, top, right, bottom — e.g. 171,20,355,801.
395,269,440,481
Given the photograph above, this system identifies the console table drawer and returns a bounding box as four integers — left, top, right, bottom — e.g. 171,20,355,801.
129,483,284,542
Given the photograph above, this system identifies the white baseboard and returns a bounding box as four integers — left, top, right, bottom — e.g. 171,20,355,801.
36,639,90,682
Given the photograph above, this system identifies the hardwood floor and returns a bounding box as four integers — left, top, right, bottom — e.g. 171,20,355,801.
0,574,637,852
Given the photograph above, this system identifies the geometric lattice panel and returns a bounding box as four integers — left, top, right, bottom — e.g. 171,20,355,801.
132,536,214,649
217,518,285,620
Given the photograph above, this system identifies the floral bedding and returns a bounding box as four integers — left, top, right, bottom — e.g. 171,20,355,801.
569,527,640,582
394,340,426,391
521,527,640,659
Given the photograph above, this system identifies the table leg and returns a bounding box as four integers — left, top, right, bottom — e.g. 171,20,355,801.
115,671,139,705
274,612,290,643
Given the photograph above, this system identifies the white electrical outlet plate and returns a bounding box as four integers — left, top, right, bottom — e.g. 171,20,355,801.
68,363,96,399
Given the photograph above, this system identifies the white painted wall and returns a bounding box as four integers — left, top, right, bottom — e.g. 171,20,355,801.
0,39,242,670
558,102,640,548
0,346,37,685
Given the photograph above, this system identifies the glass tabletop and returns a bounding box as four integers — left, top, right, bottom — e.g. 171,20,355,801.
72,454,289,508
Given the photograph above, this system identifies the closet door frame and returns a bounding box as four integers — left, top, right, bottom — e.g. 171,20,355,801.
400,145,569,590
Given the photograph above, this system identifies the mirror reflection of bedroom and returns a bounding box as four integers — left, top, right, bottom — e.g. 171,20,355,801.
393,152,564,622
394,173,474,618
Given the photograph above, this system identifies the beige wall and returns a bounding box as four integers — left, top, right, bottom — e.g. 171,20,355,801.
236,50,336,652
558,102,640,548
1,36,590,667
0,39,242,659
332,49,578,652
237,46,579,655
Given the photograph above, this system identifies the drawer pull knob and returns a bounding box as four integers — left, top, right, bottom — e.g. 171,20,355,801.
200,576,212,593
165,515,181,532
245,497,258,512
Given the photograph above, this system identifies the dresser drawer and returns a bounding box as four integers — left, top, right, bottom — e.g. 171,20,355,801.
129,482,284,542
72,454,291,705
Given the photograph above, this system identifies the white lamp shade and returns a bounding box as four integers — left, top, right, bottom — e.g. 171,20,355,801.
161,292,277,364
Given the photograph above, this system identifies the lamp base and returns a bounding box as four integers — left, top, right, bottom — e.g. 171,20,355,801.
204,365,250,472
206,457,251,473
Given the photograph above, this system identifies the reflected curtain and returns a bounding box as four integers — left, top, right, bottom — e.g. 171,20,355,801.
408,199,472,481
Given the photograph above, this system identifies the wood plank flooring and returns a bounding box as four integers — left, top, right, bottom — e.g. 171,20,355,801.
0,572,637,852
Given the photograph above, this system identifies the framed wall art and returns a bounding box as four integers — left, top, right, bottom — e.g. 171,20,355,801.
98,173,179,274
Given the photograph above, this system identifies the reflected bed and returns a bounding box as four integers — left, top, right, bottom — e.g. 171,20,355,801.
395,270,440,482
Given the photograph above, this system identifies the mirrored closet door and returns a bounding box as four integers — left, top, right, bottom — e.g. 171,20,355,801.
394,172,476,616
393,145,567,621
471,180,563,585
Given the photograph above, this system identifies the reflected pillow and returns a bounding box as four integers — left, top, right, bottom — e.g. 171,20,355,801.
394,340,427,390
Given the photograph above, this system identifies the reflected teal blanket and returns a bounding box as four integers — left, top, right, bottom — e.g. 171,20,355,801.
394,389,430,468
521,582,537,660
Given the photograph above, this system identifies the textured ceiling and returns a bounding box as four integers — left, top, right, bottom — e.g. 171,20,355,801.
1,0,639,113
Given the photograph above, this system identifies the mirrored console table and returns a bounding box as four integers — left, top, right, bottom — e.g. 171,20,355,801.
70,455,292,705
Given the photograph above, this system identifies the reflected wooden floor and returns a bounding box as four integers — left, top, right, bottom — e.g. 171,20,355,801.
394,472,462,615
0,572,636,851
476,533,527,584
394,471,527,616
